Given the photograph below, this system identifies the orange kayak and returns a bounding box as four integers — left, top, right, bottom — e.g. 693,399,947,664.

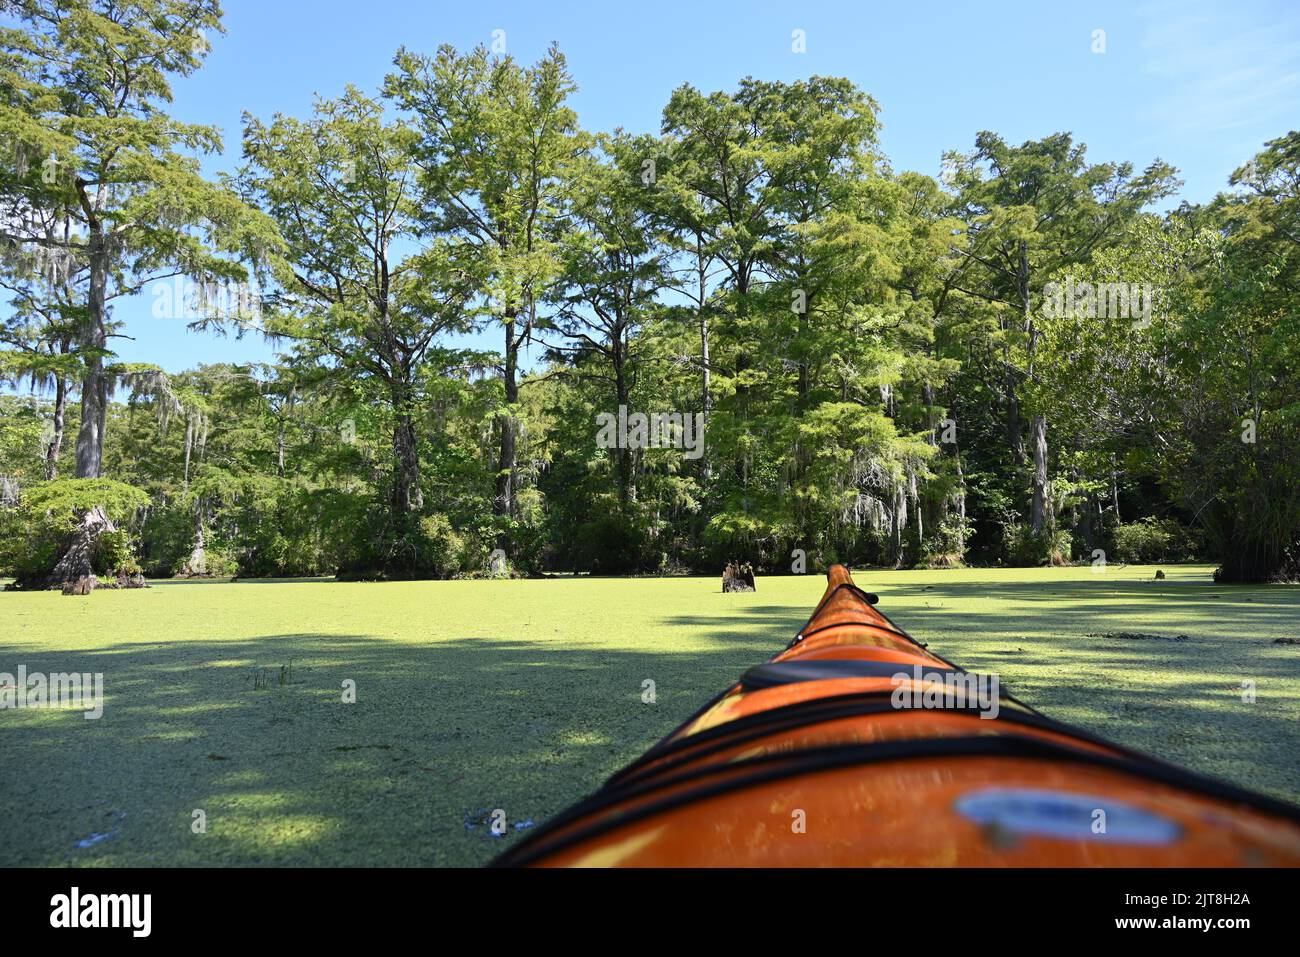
494,565,1300,867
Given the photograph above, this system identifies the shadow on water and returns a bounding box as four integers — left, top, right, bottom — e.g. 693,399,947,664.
0,616,785,868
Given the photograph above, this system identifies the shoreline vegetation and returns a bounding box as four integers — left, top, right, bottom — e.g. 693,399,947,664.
1,3,1297,590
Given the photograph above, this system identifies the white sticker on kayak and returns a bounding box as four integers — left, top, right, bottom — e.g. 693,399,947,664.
955,788,1181,844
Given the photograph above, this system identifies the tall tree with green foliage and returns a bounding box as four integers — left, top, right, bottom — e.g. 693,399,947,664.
540,132,673,509
0,229,80,479
945,132,1177,559
386,43,586,546
0,0,270,480
658,77,946,566
1201,132,1300,580
234,88,475,574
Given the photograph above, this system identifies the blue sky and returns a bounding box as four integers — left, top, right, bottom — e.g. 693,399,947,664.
42,0,1300,374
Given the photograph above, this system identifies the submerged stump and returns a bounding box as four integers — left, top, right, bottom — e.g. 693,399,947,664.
722,561,756,593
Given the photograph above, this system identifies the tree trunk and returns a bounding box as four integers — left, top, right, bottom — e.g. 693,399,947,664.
183,416,193,491
494,311,519,527
179,500,208,577
1019,240,1052,546
732,270,753,493
1030,414,1050,534
48,505,113,587
391,400,423,526
796,278,810,409
613,342,634,509
911,469,924,558
44,376,66,480
696,235,710,412
75,237,109,479
1004,351,1024,464
277,423,285,478
275,386,294,479
1081,493,1094,553
697,236,711,478
890,483,907,568
954,450,967,556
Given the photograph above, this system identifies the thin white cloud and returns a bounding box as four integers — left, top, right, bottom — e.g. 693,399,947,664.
1138,0,1300,139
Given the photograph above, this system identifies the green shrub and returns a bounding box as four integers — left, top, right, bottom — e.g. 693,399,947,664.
572,514,657,575
1002,521,1072,566
1112,517,1198,563
136,503,196,577
94,526,139,576
418,513,467,578
920,516,970,568
336,510,473,580
200,550,238,578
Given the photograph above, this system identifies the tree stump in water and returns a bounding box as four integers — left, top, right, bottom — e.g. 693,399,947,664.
722,561,756,593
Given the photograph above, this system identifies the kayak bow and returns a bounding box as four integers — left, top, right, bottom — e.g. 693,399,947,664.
494,565,1300,867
